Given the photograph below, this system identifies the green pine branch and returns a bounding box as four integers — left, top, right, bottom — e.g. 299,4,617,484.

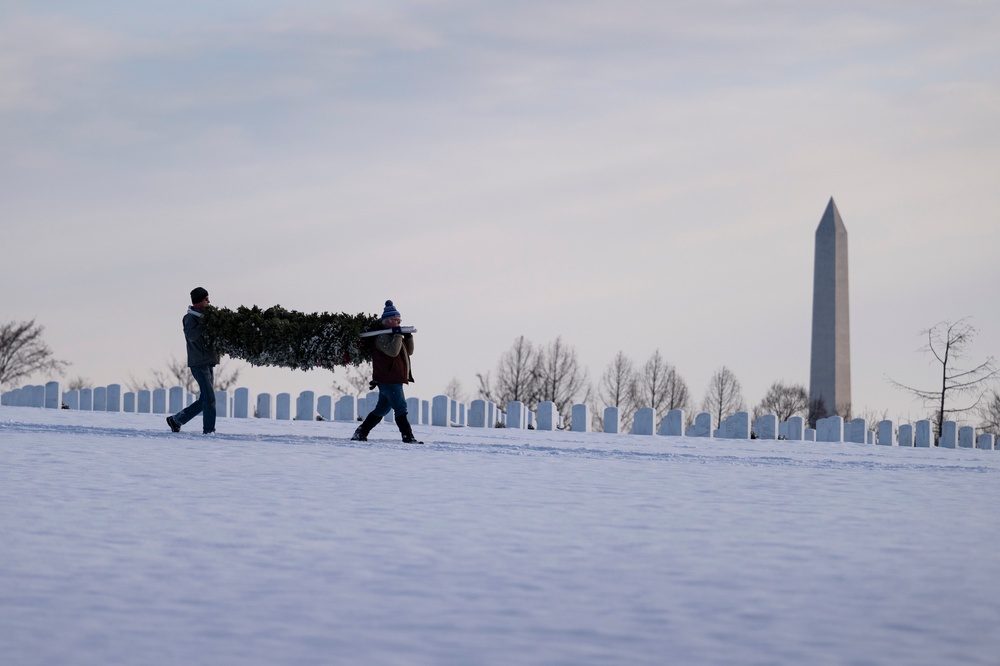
201,305,381,370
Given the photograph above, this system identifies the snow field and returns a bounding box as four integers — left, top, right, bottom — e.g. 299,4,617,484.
2,406,999,665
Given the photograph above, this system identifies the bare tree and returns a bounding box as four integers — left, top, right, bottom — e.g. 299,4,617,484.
888,318,998,437
634,350,690,430
808,396,853,427
536,336,591,423
444,377,470,403
702,365,745,430
128,355,242,393
0,320,69,388
67,376,92,391
331,363,374,397
977,387,1000,437
855,405,889,434
755,381,809,422
596,351,639,431
476,336,542,409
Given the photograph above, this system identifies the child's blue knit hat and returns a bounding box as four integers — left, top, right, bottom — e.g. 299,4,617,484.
381,300,401,320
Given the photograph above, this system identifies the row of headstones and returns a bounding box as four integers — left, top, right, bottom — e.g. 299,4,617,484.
5,384,996,451
806,414,994,449
2,384,205,414
3,383,66,409
0,383,488,427
495,403,998,450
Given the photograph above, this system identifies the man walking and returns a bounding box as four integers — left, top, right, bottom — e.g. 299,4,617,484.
167,287,220,434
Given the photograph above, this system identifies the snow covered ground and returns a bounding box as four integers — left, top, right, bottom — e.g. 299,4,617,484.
2,406,999,666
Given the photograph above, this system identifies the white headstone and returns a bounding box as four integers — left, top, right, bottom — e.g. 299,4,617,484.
958,426,975,449
571,404,590,432
44,381,60,409
632,407,655,436
898,424,913,447
877,420,895,446
93,387,107,411
25,385,42,407
805,428,816,442
406,397,419,421
257,393,272,419
64,390,80,410
726,412,751,439
153,388,167,414
485,401,495,428
939,421,957,448
976,433,994,451
603,407,619,434
469,400,487,428
755,414,778,440
692,412,713,438
215,390,228,418
914,420,933,447
506,401,526,429
537,401,557,431
658,409,684,437
296,391,315,421
137,390,151,413
817,416,844,442
80,388,93,411
275,393,291,420
786,416,805,441
106,384,121,412
169,386,184,413
849,418,866,444
123,392,136,413
234,388,251,419
335,396,357,422
432,395,450,427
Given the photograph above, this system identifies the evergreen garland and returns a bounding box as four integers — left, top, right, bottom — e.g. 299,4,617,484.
201,305,381,370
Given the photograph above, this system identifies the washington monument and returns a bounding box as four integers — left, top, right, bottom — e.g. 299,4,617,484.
809,197,851,419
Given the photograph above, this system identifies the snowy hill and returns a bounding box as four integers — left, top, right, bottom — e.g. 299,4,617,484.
2,406,999,666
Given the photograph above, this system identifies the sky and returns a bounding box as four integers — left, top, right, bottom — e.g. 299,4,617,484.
2,0,998,423
2,407,999,665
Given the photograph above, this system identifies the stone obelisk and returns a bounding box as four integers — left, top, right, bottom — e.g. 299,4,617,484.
809,197,851,418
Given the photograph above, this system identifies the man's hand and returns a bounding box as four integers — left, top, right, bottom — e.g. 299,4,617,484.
392,326,402,334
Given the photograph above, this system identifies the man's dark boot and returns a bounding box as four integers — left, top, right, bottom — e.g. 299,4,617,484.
396,413,423,444
351,412,382,441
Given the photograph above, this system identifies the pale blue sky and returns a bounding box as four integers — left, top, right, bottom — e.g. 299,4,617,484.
3,1,998,422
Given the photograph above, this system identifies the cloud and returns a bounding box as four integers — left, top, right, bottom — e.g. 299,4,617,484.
0,14,139,112
2,1,998,419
